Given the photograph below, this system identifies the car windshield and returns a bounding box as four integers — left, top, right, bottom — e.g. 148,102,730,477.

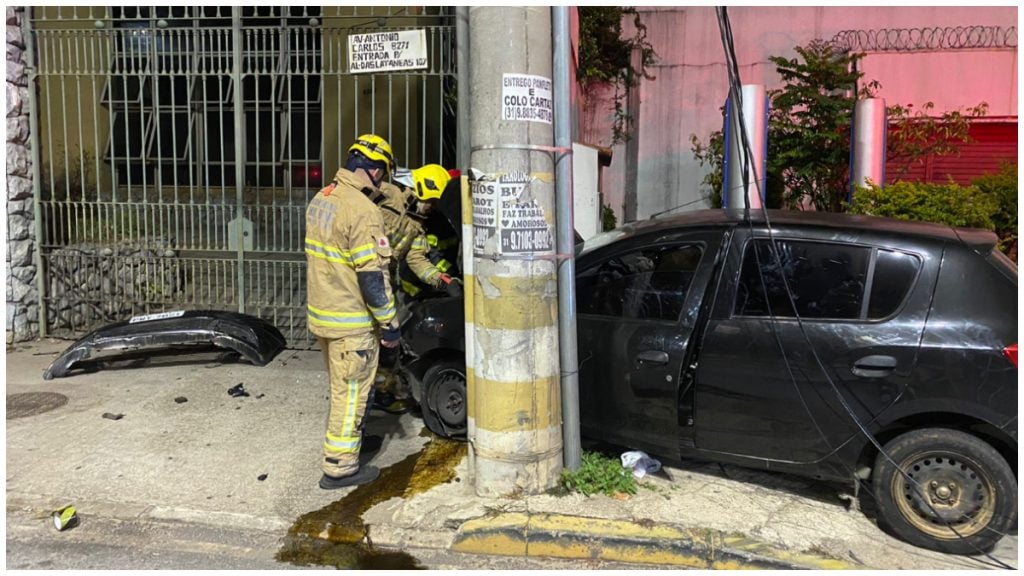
578,228,628,256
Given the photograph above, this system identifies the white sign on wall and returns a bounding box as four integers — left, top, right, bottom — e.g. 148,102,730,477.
501,73,553,124
348,30,428,74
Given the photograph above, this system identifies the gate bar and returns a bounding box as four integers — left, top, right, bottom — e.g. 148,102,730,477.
23,8,48,337
232,8,246,312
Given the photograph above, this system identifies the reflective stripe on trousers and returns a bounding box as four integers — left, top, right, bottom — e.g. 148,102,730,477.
318,333,379,477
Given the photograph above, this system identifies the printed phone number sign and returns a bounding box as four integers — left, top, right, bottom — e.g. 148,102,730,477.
471,178,497,254
348,30,428,74
471,171,553,255
501,74,552,124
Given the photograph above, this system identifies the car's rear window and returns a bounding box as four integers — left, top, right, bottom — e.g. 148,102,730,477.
986,248,1018,286
867,249,921,319
735,240,871,319
734,240,921,321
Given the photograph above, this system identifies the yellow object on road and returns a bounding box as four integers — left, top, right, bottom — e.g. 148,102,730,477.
52,505,78,531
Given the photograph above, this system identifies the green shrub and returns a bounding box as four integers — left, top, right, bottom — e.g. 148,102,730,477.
849,180,998,230
972,163,1017,252
601,202,618,231
558,451,637,497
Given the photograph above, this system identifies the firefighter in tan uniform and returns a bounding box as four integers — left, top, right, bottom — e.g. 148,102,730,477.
305,134,400,489
374,164,462,300
370,164,462,414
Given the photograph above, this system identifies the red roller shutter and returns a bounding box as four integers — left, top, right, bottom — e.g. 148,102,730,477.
886,118,1017,186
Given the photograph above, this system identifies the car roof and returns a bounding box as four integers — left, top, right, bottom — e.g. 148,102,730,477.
602,209,996,249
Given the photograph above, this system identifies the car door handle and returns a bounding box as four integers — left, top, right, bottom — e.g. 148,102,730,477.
852,355,898,378
636,350,670,366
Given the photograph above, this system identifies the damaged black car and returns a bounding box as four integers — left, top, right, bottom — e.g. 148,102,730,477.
401,208,1018,555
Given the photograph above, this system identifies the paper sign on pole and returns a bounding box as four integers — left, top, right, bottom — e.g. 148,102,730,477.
348,30,428,74
471,177,498,254
497,171,553,254
501,73,553,124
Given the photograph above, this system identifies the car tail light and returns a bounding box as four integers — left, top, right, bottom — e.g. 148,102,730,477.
1003,343,1017,367
292,165,323,188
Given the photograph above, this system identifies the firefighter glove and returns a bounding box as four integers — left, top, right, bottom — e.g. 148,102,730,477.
440,274,463,298
381,322,401,348
379,344,400,368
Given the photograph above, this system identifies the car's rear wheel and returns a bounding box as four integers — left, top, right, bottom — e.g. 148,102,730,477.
420,360,467,440
872,428,1016,555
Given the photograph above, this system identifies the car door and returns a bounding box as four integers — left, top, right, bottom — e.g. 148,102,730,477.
693,230,932,466
577,230,725,454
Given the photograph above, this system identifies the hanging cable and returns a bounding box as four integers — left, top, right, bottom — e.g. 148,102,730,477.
714,7,1015,568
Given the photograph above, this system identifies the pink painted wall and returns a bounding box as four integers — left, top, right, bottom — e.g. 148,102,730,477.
586,6,1018,222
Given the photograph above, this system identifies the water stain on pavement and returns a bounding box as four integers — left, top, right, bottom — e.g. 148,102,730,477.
276,436,467,569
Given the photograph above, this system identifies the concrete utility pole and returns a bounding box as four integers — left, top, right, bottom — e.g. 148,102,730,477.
467,6,563,496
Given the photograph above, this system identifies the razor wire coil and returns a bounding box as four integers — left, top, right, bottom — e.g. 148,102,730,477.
832,26,1016,53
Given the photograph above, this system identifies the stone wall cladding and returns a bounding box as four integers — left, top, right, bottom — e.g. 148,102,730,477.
6,6,37,343
46,239,183,332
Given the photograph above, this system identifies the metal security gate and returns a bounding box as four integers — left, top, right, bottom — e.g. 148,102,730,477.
28,7,457,347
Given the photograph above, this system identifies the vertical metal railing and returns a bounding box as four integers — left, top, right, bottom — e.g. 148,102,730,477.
28,7,458,348
231,9,246,312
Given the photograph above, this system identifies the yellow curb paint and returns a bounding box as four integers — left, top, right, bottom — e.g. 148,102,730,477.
452,512,860,570
451,513,529,556
528,538,709,568
530,513,689,540
721,534,856,570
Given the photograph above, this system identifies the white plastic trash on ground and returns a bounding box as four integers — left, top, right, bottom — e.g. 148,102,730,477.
621,450,661,479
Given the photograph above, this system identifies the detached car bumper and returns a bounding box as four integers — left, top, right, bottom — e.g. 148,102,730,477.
43,310,286,380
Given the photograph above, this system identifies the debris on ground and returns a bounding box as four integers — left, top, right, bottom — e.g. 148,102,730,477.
101,412,124,420
174,397,188,404
258,473,268,481
256,393,265,399
51,505,78,531
227,383,250,398
621,450,661,479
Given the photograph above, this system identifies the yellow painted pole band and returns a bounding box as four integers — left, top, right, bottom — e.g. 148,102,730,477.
471,374,561,431
473,275,557,331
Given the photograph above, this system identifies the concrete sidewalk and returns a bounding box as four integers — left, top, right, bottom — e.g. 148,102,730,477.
5,339,1017,569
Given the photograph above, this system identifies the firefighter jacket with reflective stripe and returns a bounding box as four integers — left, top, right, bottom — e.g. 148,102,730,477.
305,168,397,339
374,182,444,289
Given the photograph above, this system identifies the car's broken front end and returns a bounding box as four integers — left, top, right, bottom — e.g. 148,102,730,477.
44,310,286,380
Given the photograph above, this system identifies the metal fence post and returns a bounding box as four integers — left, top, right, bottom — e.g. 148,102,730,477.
23,8,47,337
231,8,246,312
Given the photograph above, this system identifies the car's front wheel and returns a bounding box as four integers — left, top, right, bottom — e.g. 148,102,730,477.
872,428,1016,555
420,360,467,440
